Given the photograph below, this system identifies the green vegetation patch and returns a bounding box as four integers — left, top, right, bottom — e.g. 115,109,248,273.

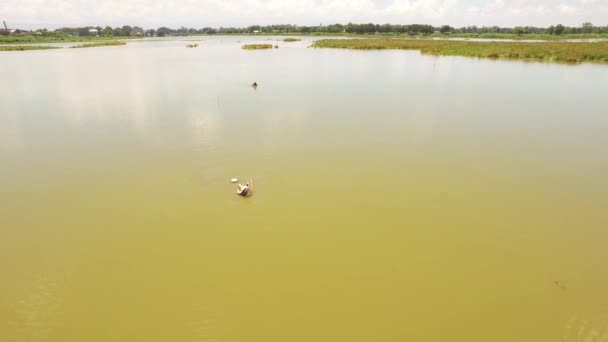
312,39,608,64
0,35,138,45
242,44,274,50
430,32,608,41
71,41,127,48
0,45,61,51
283,38,302,42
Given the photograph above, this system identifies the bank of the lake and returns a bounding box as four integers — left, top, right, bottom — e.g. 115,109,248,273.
0,35,140,45
429,32,608,41
71,41,126,48
312,39,608,64
0,45,62,51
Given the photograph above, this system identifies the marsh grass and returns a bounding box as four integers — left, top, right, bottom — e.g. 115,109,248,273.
0,45,61,51
71,41,127,48
429,32,608,41
312,39,608,64
242,44,274,50
283,38,302,42
0,35,138,45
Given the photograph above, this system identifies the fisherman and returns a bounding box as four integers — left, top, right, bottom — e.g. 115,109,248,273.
237,179,253,197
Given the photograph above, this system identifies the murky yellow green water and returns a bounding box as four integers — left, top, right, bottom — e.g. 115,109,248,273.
1,37,608,341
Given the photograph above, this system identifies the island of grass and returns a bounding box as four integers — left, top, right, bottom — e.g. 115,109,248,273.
0,45,62,51
71,41,127,48
242,44,274,50
283,38,302,42
312,39,608,64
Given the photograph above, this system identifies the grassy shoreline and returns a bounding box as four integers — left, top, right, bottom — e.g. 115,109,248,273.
0,35,139,45
3,33,606,45
312,39,608,64
1,40,127,51
429,32,608,41
71,41,126,48
0,45,62,51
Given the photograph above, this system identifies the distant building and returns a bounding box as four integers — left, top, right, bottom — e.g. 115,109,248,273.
89,28,99,35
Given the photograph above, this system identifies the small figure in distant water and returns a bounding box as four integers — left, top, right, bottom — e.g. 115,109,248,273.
237,179,253,197
251,82,258,88
554,280,567,291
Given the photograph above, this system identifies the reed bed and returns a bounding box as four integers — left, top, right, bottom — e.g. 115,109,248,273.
312,39,608,64
0,45,61,51
71,41,126,48
0,35,137,44
242,44,273,50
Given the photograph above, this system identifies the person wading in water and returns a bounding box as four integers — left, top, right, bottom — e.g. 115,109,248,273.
237,179,253,197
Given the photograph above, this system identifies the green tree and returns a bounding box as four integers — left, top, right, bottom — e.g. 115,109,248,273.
581,22,594,34
132,26,144,36
439,25,453,34
379,23,392,33
121,25,133,36
77,27,90,36
555,24,565,35
326,24,344,33
102,26,113,36
156,27,172,37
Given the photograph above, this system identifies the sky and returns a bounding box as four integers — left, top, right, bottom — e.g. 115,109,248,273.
2,0,607,30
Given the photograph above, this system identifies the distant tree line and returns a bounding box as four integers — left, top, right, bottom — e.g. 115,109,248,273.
0,25,144,36
454,22,607,35
2,22,607,37
57,25,145,36
148,23,608,36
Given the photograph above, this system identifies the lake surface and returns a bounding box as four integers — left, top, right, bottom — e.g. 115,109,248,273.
1,36,607,342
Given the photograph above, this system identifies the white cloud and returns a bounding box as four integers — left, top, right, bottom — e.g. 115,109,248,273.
558,4,580,15
1,0,607,29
